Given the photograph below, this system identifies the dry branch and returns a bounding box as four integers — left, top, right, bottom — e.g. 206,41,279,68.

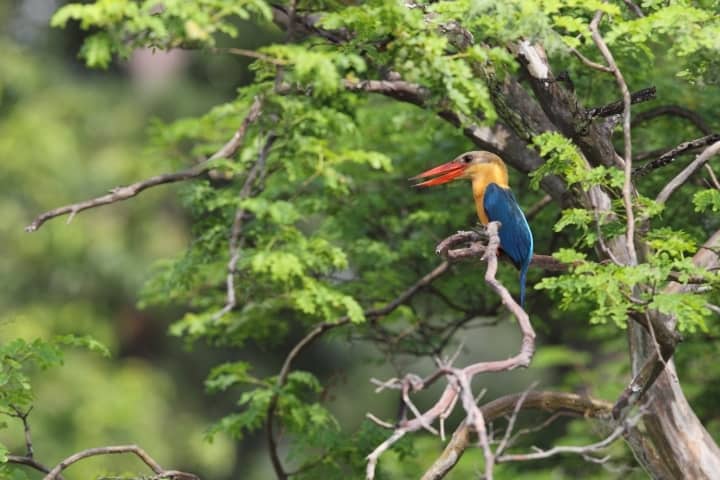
42,445,198,480
421,391,613,480
655,140,720,204
633,133,720,177
25,97,263,232
589,10,637,266
586,87,656,118
365,223,536,480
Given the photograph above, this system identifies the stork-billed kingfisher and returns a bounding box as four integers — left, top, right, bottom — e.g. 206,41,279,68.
412,151,534,306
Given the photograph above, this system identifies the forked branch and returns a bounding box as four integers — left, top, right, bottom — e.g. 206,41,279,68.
365,222,536,480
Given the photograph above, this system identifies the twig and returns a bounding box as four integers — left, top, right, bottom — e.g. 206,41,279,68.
497,413,642,463
26,97,263,232
265,261,452,479
633,133,720,177
589,10,637,266
525,194,552,220
365,223,536,480
495,383,539,456
705,165,720,190
212,132,276,321
42,445,198,480
622,0,644,17
420,391,612,480
569,47,613,73
656,141,720,204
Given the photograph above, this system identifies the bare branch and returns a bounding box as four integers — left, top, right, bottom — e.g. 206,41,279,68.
496,413,640,463
421,391,612,480
589,10,637,266
366,223,536,480
633,105,712,135
633,133,720,177
42,445,198,480
622,0,645,17
7,455,56,476
656,141,720,204
586,87,656,118
26,97,263,232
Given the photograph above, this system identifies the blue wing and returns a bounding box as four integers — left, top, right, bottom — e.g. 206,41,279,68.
483,183,534,305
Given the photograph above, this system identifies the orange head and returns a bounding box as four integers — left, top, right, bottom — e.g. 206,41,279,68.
411,151,509,188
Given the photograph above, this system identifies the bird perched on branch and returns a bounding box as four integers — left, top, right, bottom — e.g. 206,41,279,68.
412,151,534,306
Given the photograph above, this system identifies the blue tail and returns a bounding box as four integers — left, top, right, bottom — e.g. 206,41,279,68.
519,262,529,307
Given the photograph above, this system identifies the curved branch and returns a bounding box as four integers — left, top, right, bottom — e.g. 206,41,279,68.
266,261,451,479
26,96,263,232
421,391,613,480
42,445,198,480
656,140,720,204
633,105,712,135
366,223,536,480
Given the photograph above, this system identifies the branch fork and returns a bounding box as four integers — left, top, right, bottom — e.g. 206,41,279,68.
364,222,536,480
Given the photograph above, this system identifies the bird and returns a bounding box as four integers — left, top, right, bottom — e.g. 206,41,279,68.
411,151,534,306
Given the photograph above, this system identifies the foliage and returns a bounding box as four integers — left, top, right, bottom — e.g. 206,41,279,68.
3,0,720,479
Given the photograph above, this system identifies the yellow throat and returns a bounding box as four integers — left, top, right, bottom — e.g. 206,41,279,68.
468,160,509,225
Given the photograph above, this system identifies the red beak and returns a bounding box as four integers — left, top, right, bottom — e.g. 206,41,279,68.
410,161,465,187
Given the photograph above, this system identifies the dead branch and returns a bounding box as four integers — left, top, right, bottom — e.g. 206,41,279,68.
633,133,720,177
589,11,637,266
365,222,536,480
42,445,198,480
26,97,263,232
586,87,656,118
421,391,613,480
656,140,720,204
497,413,642,463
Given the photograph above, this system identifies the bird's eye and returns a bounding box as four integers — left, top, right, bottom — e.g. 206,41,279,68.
462,155,472,163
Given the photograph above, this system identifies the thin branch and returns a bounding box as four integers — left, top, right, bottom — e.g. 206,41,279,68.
656,141,720,204
589,10,637,266
42,445,198,480
632,105,712,135
495,383,539,457
265,261,452,479
525,194,553,220
705,164,720,190
569,47,613,73
26,97,263,232
633,133,720,177
586,87,656,118
622,0,645,17
212,132,276,321
366,223,536,480
496,413,640,462
7,455,56,476
421,391,612,480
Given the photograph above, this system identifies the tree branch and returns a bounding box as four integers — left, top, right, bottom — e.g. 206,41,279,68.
266,261,452,479
589,10,637,266
633,105,712,135
586,86,657,118
633,133,720,177
655,140,720,204
421,391,613,480
365,223,536,480
25,96,263,232
212,131,276,321
42,445,198,480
